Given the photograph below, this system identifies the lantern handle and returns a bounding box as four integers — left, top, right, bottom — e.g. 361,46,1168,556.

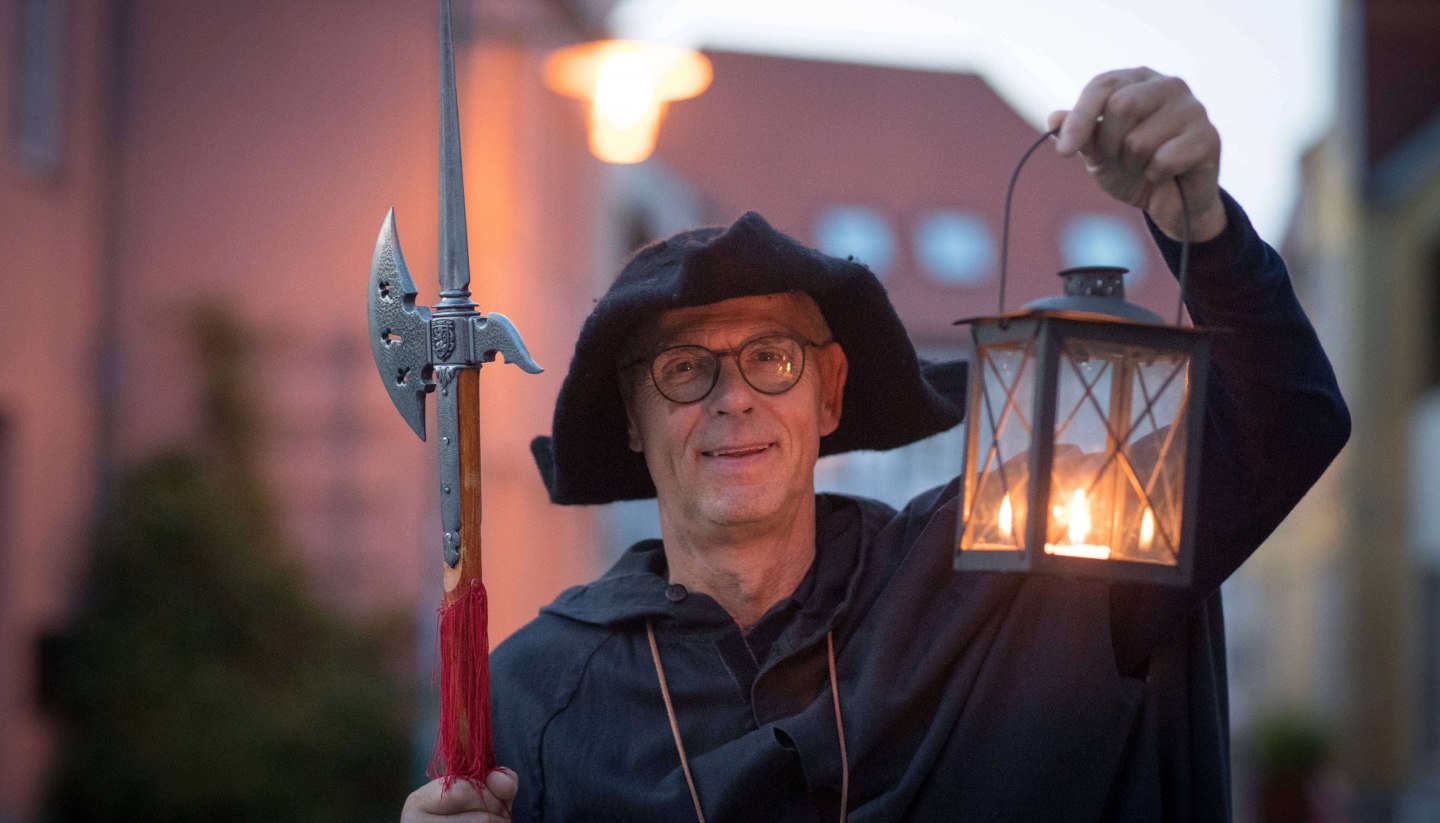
997,127,1193,326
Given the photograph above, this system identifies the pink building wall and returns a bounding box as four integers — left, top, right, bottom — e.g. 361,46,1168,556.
0,0,108,812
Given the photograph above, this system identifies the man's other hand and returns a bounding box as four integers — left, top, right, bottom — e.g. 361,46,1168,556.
1049,67,1226,243
400,768,518,822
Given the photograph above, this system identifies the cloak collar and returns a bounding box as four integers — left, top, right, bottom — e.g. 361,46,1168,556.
541,494,889,648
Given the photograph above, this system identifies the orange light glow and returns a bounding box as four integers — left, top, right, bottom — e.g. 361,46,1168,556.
998,493,1013,540
1139,507,1155,550
1044,488,1113,560
1067,489,1091,545
544,40,713,164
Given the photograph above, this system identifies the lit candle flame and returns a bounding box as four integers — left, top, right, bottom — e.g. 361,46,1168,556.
1067,489,1091,544
998,493,1013,540
1044,488,1113,560
1140,507,1154,550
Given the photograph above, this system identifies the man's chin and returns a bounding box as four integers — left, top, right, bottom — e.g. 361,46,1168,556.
692,489,801,531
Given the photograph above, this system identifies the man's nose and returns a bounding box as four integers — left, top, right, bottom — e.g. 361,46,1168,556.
704,356,755,415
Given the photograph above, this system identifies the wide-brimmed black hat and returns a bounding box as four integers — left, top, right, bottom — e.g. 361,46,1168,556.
531,211,967,505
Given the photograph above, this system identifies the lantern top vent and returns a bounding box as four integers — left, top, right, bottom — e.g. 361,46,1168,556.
1060,265,1126,298
1022,265,1163,325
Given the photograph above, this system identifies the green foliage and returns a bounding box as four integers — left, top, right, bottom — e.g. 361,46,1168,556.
1248,710,1332,778
43,307,412,822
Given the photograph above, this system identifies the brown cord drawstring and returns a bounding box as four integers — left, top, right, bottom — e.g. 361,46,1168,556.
827,630,849,822
645,617,850,823
647,617,706,823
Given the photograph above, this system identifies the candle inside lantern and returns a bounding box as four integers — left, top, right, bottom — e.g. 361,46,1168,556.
1045,489,1113,560
998,493,1014,540
1139,507,1155,551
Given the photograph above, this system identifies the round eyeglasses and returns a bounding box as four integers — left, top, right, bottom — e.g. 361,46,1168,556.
627,333,829,404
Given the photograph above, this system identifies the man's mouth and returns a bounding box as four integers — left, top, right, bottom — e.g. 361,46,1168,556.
701,444,772,458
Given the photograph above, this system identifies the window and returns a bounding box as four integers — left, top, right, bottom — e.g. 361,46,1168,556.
914,211,994,286
816,343,968,508
817,424,965,509
1061,214,1145,286
814,206,896,278
13,0,67,177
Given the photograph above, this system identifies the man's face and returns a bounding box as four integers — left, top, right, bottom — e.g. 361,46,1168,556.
622,293,848,532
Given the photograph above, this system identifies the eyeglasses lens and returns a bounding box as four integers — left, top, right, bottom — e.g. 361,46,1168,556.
650,336,804,403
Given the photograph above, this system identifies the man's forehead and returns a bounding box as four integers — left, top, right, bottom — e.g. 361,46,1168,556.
637,293,829,348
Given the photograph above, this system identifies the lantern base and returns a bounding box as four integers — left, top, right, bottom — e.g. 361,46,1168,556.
953,546,1192,586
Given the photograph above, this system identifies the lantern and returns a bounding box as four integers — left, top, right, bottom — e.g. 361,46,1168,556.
953,264,1212,586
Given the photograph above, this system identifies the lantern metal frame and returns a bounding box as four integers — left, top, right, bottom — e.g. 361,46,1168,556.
950,127,1216,587
953,302,1211,586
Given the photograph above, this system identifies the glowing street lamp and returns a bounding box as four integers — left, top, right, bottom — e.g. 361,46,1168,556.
544,40,712,164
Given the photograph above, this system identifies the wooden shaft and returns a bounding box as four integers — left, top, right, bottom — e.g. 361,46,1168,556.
443,367,483,600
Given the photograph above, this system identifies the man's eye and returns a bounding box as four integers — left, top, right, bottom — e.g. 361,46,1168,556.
658,354,705,378
746,342,790,364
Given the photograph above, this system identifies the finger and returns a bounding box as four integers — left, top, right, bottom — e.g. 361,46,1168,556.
1143,132,1225,241
1056,67,1156,156
485,768,519,804
1091,80,1172,175
1056,74,1119,156
1047,109,1068,133
1106,92,1207,178
1143,127,1221,187
420,777,488,815
481,768,519,817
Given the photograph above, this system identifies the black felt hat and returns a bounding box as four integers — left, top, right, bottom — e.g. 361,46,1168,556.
531,211,967,505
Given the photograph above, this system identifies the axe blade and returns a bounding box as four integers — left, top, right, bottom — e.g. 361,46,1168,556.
369,208,434,440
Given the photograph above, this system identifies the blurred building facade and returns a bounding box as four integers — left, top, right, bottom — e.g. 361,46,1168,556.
2,1,1275,820
0,0,612,815
1279,0,1440,818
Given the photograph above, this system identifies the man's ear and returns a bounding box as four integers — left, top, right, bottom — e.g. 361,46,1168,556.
817,343,847,437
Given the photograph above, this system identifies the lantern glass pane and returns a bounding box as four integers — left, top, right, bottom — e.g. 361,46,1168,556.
961,337,1037,551
1044,337,1191,566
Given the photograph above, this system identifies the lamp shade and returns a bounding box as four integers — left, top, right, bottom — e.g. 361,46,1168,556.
543,40,712,164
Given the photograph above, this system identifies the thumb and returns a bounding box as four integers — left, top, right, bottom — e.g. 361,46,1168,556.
1047,109,1068,132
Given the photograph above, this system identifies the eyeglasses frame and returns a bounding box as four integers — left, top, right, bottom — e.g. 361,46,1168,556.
622,332,834,405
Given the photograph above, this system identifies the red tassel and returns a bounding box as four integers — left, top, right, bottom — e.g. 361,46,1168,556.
428,577,495,786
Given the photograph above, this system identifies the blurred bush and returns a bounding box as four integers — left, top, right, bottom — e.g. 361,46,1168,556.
41,307,412,823
1248,710,1335,823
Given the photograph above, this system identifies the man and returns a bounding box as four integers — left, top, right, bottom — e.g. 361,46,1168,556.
401,68,1349,822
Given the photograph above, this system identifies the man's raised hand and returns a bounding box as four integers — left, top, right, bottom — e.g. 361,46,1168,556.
400,769,518,823
1049,67,1226,243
